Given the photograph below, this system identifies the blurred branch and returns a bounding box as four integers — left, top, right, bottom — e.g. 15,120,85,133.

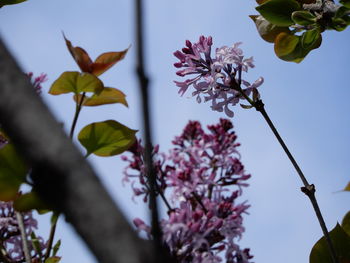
0,37,154,263
135,1,173,262
135,0,161,248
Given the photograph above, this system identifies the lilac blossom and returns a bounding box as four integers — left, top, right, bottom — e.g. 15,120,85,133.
0,201,46,262
27,72,48,95
123,119,253,263
174,36,263,117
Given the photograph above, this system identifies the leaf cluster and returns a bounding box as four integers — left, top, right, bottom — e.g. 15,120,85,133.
251,0,350,62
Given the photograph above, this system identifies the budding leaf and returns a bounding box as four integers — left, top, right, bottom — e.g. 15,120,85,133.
240,104,253,109
49,71,104,95
74,87,128,107
78,120,137,157
0,144,28,201
256,0,300,26
292,11,316,25
250,15,290,43
310,224,350,263
301,29,321,49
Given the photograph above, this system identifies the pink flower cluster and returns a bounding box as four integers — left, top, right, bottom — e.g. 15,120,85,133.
27,72,48,95
174,36,263,117
0,201,46,262
122,119,253,263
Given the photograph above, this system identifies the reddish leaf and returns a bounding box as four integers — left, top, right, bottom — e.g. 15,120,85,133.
63,33,93,73
91,47,130,76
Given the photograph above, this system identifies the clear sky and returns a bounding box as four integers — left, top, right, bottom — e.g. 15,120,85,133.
1,0,350,262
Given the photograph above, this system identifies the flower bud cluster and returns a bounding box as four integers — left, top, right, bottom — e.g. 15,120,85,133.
122,119,253,263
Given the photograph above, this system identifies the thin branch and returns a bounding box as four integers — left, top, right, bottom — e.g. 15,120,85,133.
256,101,339,263
44,213,59,260
231,68,339,262
135,0,162,250
15,212,31,263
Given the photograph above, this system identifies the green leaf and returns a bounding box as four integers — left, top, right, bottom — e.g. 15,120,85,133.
301,29,321,49
310,224,350,263
45,257,61,263
330,17,349,31
0,0,27,7
78,120,137,157
342,211,350,237
13,191,50,212
49,71,104,95
0,144,28,201
30,232,43,257
52,239,61,257
240,104,253,109
74,87,128,107
292,11,316,25
340,0,350,8
250,15,290,43
256,0,300,26
344,182,350,191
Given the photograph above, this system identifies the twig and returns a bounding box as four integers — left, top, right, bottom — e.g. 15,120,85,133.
44,213,59,260
236,83,338,263
15,212,31,263
255,101,339,263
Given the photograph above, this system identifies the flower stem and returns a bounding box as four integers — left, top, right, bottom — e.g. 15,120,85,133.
15,212,31,263
238,91,339,263
254,100,338,263
44,213,59,260
69,92,86,139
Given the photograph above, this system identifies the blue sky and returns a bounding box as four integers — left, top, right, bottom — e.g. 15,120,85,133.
1,0,350,262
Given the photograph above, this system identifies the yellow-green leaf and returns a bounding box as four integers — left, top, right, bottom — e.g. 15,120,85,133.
49,71,104,95
310,224,350,263
91,47,130,76
74,87,128,107
14,191,50,212
45,256,61,263
78,120,137,157
342,211,350,236
0,144,28,201
274,32,299,56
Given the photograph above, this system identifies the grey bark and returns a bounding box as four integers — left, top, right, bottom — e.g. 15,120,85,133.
0,38,154,263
